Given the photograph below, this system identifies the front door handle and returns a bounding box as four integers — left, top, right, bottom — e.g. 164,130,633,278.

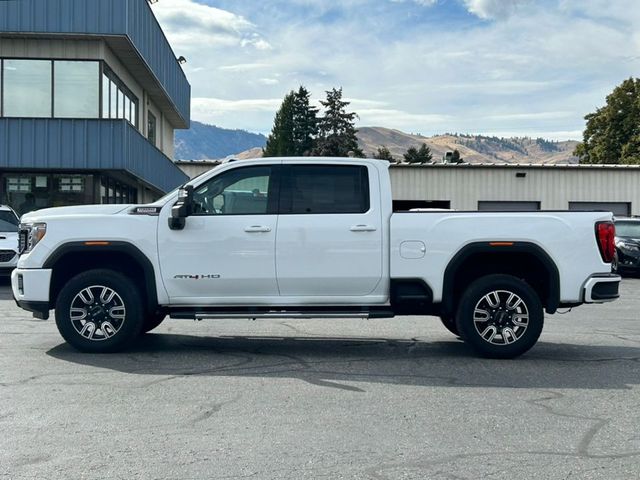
350,225,377,232
244,225,272,233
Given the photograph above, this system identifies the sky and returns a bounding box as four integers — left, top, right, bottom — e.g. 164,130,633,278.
151,0,640,140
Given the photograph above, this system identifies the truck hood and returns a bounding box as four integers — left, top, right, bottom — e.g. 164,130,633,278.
0,232,18,252
21,204,132,222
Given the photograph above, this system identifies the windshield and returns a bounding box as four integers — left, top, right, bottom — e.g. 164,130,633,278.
0,211,19,232
615,221,640,238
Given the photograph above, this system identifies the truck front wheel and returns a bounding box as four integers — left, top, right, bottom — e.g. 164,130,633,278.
455,274,543,359
142,312,166,334
55,269,144,353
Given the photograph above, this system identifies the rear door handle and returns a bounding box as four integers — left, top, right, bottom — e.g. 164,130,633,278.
244,226,272,233
350,225,377,232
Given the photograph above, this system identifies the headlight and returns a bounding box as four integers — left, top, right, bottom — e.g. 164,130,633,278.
19,223,47,254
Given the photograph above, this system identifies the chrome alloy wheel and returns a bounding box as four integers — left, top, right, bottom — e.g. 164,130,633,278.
472,290,529,345
69,286,126,341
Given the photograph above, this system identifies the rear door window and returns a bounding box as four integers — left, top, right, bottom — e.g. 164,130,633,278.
280,165,370,214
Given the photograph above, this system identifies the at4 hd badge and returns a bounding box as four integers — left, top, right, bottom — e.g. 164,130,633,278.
174,274,221,280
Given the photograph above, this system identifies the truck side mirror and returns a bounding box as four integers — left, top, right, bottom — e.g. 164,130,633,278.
169,185,194,231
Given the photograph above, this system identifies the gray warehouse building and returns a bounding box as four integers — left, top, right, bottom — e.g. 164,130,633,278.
177,161,640,217
390,163,640,216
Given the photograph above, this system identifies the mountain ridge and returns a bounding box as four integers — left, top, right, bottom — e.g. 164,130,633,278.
357,127,579,164
174,124,579,164
174,121,266,161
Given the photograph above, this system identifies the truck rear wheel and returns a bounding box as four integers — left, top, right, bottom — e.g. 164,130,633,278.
439,316,459,336
455,274,543,359
55,269,144,353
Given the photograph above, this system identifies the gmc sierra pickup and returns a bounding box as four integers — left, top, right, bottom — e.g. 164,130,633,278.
12,158,621,358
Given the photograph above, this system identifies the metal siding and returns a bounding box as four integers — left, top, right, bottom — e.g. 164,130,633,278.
0,118,187,192
390,165,640,215
0,0,190,124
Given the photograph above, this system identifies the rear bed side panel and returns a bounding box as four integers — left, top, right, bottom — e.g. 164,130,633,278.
390,211,614,304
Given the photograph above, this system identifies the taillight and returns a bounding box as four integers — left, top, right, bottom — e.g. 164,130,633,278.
595,222,615,263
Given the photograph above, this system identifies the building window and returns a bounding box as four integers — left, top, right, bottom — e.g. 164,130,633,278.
54,61,100,118
1,59,108,120
7,177,32,193
148,111,157,146
58,176,85,193
2,174,95,215
99,176,137,205
102,74,110,119
2,60,52,117
101,65,138,127
0,59,140,128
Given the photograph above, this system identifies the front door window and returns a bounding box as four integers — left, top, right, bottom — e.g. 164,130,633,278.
192,166,275,216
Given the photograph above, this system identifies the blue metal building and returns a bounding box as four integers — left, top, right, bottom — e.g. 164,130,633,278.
0,0,190,214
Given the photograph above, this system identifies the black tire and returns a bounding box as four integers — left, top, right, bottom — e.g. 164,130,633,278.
55,269,144,353
439,316,460,336
455,274,543,359
142,312,166,334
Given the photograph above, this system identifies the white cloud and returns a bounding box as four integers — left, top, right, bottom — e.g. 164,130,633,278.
153,0,640,140
191,97,283,132
218,63,271,72
391,0,438,6
151,0,270,50
357,108,452,129
462,0,531,19
256,78,280,85
192,97,283,114
486,111,574,121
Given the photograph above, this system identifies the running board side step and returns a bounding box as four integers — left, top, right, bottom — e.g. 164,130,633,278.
169,308,395,321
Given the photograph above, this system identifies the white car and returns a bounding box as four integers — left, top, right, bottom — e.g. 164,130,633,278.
0,205,20,276
13,158,620,358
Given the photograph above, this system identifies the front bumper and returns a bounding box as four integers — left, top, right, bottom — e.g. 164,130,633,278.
11,268,53,319
583,274,621,303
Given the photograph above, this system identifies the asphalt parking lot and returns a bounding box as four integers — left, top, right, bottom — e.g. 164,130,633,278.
2,278,640,479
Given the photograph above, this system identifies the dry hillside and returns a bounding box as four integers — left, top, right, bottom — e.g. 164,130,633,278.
358,127,579,164
228,127,580,164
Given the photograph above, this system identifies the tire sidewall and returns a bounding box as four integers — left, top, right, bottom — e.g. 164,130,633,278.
455,274,544,359
55,269,144,353
142,312,166,334
439,316,460,336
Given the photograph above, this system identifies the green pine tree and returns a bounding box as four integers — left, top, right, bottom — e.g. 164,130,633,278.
263,91,296,157
373,145,395,162
575,77,640,164
313,88,364,158
403,143,433,163
291,86,319,156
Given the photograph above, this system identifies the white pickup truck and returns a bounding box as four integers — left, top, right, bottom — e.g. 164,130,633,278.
12,158,621,358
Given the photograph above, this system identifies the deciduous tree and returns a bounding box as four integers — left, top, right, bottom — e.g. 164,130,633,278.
575,78,640,164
